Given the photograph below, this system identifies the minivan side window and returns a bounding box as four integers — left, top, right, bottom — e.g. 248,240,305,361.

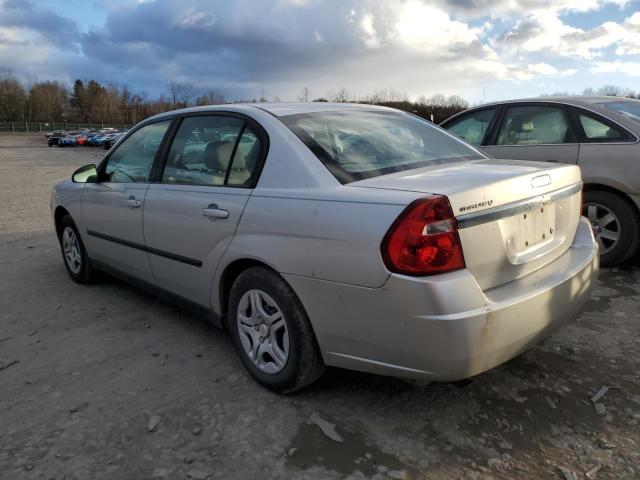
445,108,496,146
104,120,171,183
578,112,626,142
162,116,262,187
496,106,570,145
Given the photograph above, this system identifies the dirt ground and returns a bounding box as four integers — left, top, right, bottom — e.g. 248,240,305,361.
0,133,638,480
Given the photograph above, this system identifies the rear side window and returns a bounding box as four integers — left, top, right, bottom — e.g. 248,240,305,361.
282,110,484,183
445,108,495,146
162,116,262,187
496,105,570,145
575,109,632,142
104,120,171,183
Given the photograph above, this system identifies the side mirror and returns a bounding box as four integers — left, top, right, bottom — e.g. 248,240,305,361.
72,164,98,183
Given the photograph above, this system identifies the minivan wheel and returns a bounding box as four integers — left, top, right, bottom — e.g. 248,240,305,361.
228,267,325,393
583,191,640,267
59,215,97,283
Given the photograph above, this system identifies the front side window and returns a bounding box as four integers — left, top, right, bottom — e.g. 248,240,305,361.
104,120,171,182
282,110,484,183
162,116,261,187
496,106,570,146
579,113,624,141
445,108,495,146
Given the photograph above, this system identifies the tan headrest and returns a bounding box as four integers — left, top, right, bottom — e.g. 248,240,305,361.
203,140,233,171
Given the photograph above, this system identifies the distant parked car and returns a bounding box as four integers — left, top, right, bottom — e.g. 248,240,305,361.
58,136,77,147
441,96,640,266
102,132,126,150
51,103,597,392
47,130,66,147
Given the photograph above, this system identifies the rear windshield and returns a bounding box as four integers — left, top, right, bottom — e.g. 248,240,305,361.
602,100,640,123
281,110,484,183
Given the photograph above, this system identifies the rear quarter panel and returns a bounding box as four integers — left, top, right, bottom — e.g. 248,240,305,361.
212,186,425,313
578,143,640,194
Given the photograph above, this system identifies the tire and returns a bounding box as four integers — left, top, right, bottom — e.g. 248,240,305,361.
228,267,325,393
583,190,640,267
58,215,97,283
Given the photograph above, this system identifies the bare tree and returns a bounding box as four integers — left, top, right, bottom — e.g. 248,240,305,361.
0,69,26,121
331,87,351,103
196,89,225,106
297,86,311,102
169,81,194,109
27,81,69,122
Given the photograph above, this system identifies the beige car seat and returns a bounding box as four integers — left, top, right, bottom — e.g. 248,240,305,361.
203,140,251,185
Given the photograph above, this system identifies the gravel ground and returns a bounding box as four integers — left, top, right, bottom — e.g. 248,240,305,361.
0,133,638,480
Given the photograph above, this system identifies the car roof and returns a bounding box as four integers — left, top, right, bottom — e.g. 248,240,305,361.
144,102,394,123
442,95,640,134
469,96,640,108
249,102,394,116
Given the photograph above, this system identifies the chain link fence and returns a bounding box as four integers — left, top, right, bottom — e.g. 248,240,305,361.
0,122,132,133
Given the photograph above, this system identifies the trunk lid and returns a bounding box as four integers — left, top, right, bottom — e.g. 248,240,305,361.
350,159,583,291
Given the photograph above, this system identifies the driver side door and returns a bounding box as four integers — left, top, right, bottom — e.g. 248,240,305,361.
81,120,172,282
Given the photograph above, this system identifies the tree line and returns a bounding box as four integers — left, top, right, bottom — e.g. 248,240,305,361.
0,70,228,125
1,67,638,126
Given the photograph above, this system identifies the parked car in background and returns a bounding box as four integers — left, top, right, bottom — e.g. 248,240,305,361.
102,132,126,149
441,96,640,266
58,136,77,147
51,103,597,392
47,130,66,147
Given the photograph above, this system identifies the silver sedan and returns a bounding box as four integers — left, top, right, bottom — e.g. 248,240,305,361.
441,96,640,266
51,103,598,392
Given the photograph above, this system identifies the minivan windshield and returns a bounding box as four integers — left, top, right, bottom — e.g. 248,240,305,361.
281,110,485,183
602,100,640,123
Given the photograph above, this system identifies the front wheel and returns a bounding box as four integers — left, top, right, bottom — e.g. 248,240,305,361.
228,267,325,393
583,191,640,267
59,215,97,283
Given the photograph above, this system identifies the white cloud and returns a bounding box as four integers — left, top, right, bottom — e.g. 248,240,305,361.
394,1,480,51
495,9,640,60
528,63,559,75
360,13,380,48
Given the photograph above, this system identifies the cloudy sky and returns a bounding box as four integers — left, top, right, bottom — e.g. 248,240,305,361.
1,0,640,103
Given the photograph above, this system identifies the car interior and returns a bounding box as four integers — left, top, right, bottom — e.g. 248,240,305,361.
497,109,569,145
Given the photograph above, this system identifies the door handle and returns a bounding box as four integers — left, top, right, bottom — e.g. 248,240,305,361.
202,204,229,219
126,196,142,208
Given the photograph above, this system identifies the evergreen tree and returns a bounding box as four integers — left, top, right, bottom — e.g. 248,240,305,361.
70,79,86,121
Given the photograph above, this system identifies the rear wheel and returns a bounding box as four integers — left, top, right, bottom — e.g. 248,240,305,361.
228,267,325,393
59,215,97,283
583,190,640,267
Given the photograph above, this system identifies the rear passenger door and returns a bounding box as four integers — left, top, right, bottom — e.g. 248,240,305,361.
483,104,579,164
142,114,266,306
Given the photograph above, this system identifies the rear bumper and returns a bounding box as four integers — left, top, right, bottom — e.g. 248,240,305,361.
285,217,599,381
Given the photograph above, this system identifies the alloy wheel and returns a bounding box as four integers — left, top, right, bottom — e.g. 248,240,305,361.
236,289,289,374
62,226,82,274
583,203,621,254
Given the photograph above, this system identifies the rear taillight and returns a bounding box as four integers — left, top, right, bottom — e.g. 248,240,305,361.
381,196,465,276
